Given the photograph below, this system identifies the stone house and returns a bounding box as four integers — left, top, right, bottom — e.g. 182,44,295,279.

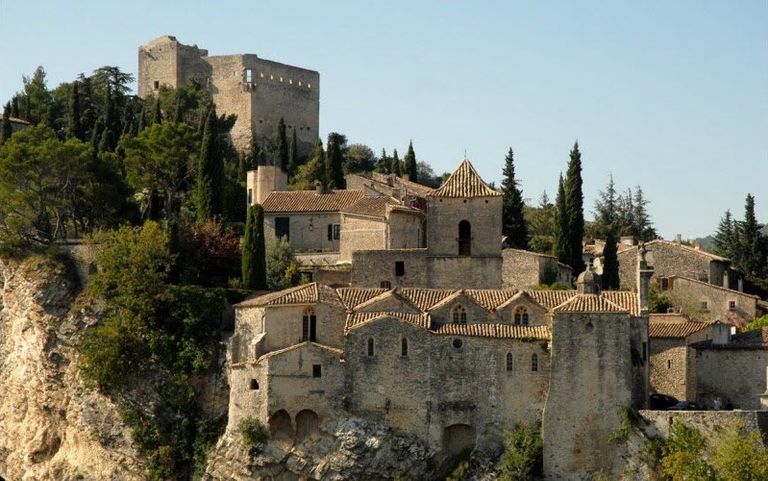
660,276,765,327
618,239,734,290
345,172,433,211
648,313,713,401
690,324,768,410
226,261,651,479
501,249,572,288
138,36,319,154
351,159,504,289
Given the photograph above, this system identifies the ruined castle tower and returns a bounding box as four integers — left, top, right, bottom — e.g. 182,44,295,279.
138,35,320,156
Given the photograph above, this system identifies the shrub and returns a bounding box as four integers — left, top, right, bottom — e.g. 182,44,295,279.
177,219,241,287
498,423,543,481
710,420,768,480
238,417,268,451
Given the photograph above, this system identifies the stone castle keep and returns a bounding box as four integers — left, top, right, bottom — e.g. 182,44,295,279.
232,159,653,479
137,36,319,155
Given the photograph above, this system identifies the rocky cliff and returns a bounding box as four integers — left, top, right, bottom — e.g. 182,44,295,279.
0,256,145,480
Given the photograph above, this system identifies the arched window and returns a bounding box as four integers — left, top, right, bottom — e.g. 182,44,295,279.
401,338,409,357
452,305,467,324
506,353,513,371
367,338,375,357
514,306,529,325
458,220,472,256
249,379,259,390
302,307,317,342
531,354,539,372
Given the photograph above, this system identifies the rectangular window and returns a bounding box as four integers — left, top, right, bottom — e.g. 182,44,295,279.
312,364,322,378
153,80,159,90
327,223,340,241
728,300,736,310
660,278,669,291
395,261,405,277
245,68,253,83
667,359,672,369
700,301,709,311
247,188,253,205
642,342,647,361
380,280,392,289
275,217,290,240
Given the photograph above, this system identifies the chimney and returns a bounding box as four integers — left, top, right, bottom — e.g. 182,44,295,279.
738,277,744,293
723,270,730,289
711,320,731,346
637,242,654,314
315,180,325,195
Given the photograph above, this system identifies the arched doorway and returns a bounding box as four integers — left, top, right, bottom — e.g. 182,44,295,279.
443,424,476,457
268,409,292,439
295,409,320,440
458,220,471,256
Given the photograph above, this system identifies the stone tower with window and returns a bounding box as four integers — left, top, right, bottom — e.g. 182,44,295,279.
424,159,503,287
138,35,319,156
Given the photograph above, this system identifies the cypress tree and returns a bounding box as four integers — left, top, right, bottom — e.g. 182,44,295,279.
137,103,147,133
403,140,418,182
602,229,620,290
378,148,390,174
739,194,766,277
0,103,12,145
196,105,223,220
10,96,20,118
501,148,529,249
23,95,31,121
288,128,298,176
274,118,288,171
67,82,84,140
391,149,402,176
152,97,162,124
554,174,570,265
326,132,346,189
564,142,585,274
242,204,267,290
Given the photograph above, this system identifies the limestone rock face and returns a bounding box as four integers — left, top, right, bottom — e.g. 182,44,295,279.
0,257,145,481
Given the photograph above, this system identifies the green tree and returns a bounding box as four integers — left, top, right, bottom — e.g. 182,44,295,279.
593,174,619,239
390,148,402,176
22,66,52,124
403,140,417,182
659,422,716,481
564,142,585,273
602,229,619,289
498,424,543,481
501,148,529,249
274,117,288,171
152,97,162,125
712,210,735,259
123,122,198,220
325,132,347,189
0,103,12,145
744,315,768,332
291,139,325,190
738,194,766,278
266,236,301,290
710,420,768,481
377,148,390,173
632,186,657,241
288,128,298,176
195,105,223,220
67,81,84,140
242,204,267,290
344,144,376,174
554,174,570,266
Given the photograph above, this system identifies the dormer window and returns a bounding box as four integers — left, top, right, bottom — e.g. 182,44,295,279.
514,306,529,325
452,305,467,324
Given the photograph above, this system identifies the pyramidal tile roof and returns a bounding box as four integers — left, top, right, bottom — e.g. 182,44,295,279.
601,291,640,316
427,159,502,198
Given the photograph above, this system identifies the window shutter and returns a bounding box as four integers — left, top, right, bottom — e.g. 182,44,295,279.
328,224,333,241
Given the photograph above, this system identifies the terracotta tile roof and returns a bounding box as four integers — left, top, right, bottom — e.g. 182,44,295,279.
649,321,711,339
465,289,518,311
400,288,458,311
345,311,430,331
369,172,435,197
553,294,628,313
341,195,401,218
602,291,640,316
649,313,691,324
693,327,768,350
524,290,577,310
236,283,318,307
262,189,364,213
258,341,344,361
352,289,421,312
432,323,551,340
669,276,760,300
337,287,389,310
427,159,501,198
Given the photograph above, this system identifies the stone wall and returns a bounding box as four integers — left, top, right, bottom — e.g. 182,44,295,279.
501,249,571,288
264,212,341,253
351,249,429,287
386,210,424,250
666,277,759,325
640,409,768,439
650,328,712,400
339,214,388,263
693,347,768,409
543,311,634,479
618,242,729,290
427,255,503,289
427,197,502,257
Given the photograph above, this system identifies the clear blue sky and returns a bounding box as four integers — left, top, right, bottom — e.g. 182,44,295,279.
2,1,766,239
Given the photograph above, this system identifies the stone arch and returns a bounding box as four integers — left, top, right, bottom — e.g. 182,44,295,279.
268,409,292,439
458,220,471,256
295,409,320,440
443,424,476,457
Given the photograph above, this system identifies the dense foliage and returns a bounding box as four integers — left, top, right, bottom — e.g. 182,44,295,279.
501,148,528,249
498,423,543,480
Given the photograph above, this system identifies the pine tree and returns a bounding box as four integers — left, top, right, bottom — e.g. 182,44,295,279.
594,174,618,239
10,96,20,118
554,174,570,266
403,141,418,182
632,187,656,241
564,142,585,274
739,194,766,277
602,229,620,290
242,204,267,290
274,118,288,171
196,105,223,220
288,128,298,176
391,149,402,176
326,132,346,189
713,210,735,259
501,148,529,249
378,148,390,174
0,103,12,145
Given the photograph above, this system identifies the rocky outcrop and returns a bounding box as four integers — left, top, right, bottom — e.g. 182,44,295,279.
0,256,145,481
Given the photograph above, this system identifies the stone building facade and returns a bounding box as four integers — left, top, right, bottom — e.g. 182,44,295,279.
648,313,713,401
501,249,572,288
661,276,765,327
138,36,319,154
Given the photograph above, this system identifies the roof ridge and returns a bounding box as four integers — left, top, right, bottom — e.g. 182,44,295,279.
427,159,501,198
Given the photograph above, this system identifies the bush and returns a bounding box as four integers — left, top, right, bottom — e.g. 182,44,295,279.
266,237,301,290
177,219,241,287
238,417,268,451
710,420,768,480
498,423,543,481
